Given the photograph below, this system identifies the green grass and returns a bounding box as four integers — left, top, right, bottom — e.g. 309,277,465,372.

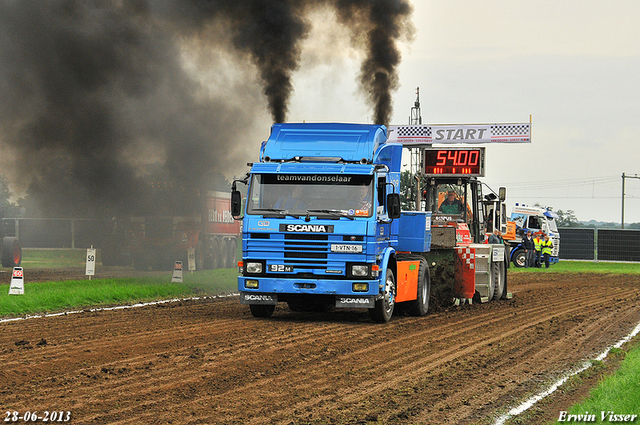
1,249,239,317
20,248,88,269
512,260,640,275
554,342,640,423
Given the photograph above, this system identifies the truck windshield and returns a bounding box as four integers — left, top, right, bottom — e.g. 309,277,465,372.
247,174,374,217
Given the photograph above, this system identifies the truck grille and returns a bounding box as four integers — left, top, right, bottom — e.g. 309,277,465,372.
247,232,365,272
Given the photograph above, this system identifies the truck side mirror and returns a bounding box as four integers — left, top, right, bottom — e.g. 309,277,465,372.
499,187,506,201
231,190,242,217
387,193,401,219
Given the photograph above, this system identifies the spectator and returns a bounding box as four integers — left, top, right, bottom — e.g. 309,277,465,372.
541,234,554,268
533,233,543,268
522,230,535,268
488,229,504,244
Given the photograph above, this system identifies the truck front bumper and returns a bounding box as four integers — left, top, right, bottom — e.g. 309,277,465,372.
238,276,381,308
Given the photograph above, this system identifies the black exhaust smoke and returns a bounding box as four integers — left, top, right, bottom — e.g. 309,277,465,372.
0,0,413,218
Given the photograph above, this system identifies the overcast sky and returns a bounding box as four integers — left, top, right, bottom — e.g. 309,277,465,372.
280,0,640,224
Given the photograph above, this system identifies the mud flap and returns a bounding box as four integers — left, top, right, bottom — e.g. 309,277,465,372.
240,293,278,305
335,296,374,309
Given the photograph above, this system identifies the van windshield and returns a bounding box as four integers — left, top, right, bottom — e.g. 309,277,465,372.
246,174,374,217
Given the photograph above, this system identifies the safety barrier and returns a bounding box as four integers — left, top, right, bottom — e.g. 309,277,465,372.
558,228,640,262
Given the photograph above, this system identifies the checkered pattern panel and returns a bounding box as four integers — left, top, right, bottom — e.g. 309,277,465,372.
491,124,530,136
457,247,475,264
396,125,432,137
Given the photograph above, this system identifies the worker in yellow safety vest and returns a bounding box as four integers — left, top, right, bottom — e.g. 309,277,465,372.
533,233,543,268
541,234,554,268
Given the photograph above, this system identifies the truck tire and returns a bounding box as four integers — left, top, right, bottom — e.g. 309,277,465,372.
493,261,506,300
408,259,430,316
195,241,204,271
369,268,396,323
220,239,229,269
249,304,275,318
512,249,526,268
211,239,221,269
1,237,21,268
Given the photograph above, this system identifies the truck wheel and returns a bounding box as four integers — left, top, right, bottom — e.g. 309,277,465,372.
195,241,204,270
409,259,430,316
1,237,21,267
249,304,275,318
220,239,229,269
226,239,237,268
369,268,396,323
493,261,506,300
512,249,526,268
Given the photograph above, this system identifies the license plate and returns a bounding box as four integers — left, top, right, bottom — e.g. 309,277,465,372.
268,264,293,272
330,244,363,253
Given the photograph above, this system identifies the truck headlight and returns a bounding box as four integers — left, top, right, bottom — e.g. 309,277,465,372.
351,265,369,277
245,262,263,274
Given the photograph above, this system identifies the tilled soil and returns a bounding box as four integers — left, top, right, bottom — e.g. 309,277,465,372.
1,271,640,424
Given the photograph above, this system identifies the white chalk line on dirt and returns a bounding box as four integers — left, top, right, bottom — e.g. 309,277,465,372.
0,293,240,325
493,320,640,425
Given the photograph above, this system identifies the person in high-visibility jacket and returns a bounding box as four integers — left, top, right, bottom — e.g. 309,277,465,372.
533,233,543,268
541,234,554,268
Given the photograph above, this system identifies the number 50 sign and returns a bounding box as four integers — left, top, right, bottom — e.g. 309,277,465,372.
86,247,96,277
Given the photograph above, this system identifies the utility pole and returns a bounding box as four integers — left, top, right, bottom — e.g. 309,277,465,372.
409,87,423,210
622,173,640,229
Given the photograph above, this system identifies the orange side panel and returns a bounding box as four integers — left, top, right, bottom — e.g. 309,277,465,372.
503,221,516,240
395,260,421,303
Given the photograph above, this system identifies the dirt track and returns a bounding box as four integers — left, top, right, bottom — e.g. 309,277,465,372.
1,271,640,424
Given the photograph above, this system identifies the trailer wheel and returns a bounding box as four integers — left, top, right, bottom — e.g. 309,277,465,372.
512,249,526,268
211,239,221,269
249,304,275,318
1,237,21,267
369,268,396,323
409,259,430,316
492,261,506,300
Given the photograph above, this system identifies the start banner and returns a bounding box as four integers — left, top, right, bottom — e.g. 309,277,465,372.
388,123,531,145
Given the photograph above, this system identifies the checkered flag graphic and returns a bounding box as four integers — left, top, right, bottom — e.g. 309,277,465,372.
397,125,432,138
491,124,530,137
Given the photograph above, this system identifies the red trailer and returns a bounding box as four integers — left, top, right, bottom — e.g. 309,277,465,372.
102,191,241,270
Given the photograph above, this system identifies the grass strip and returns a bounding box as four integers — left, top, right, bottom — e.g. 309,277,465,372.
511,260,640,275
0,268,238,317
555,342,640,423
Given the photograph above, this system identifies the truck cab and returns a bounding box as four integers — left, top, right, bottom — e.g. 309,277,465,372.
232,123,430,322
507,203,560,267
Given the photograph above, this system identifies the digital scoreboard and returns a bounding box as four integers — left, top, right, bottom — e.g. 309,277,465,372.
424,147,485,177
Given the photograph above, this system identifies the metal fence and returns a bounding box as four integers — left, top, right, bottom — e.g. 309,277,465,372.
558,228,640,262
4,218,113,249
5,219,640,262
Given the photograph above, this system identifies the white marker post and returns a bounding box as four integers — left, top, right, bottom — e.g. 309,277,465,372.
8,267,24,295
86,246,96,280
187,248,196,272
172,261,183,283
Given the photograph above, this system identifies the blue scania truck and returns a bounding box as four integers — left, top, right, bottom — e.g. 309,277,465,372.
231,122,510,322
